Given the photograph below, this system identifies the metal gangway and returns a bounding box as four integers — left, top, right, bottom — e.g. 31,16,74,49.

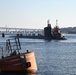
0,38,21,58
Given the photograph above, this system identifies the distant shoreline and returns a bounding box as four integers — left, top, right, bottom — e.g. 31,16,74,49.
60,27,76,34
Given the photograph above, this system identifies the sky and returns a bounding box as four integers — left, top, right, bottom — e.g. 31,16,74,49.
0,0,76,29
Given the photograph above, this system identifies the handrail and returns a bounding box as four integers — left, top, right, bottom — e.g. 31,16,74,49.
0,38,21,58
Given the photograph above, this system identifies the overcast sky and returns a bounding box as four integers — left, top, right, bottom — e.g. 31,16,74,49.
0,0,76,29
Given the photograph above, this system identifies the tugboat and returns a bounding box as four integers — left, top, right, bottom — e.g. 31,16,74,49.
10,20,66,40
42,19,66,40
52,19,65,40
0,38,37,73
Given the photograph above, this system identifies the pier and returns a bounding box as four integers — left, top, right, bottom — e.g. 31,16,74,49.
0,27,44,36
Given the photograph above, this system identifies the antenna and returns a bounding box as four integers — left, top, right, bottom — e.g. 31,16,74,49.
47,19,51,27
47,19,50,24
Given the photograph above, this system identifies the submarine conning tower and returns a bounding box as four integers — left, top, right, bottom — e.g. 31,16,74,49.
44,20,52,37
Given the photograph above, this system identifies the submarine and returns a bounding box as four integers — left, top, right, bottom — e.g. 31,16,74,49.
11,20,66,40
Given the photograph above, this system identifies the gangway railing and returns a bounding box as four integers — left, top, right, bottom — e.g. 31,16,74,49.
0,38,21,58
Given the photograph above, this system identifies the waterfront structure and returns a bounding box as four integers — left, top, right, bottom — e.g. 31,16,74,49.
0,38,37,73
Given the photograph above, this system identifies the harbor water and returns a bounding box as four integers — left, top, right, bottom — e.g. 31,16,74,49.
0,34,76,75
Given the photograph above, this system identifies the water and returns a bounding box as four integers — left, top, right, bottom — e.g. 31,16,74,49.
0,34,76,75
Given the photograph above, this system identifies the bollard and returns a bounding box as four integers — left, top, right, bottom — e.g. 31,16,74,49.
2,33,5,38
25,50,37,73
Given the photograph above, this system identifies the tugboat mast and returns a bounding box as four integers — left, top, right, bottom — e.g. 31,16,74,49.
56,19,58,26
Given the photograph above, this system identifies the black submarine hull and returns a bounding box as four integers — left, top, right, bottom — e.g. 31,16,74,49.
10,35,66,40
